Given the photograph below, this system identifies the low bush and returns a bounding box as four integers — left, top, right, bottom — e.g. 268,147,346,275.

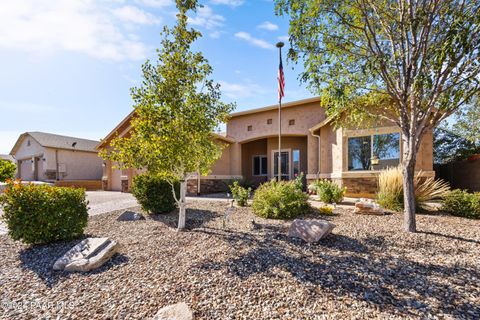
442,189,480,219
0,159,16,182
0,182,88,244
252,179,309,219
376,166,450,211
132,174,179,214
229,180,251,206
309,179,345,204
317,206,334,215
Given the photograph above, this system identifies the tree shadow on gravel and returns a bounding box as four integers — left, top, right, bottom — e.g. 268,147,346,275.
150,208,220,230
18,242,129,288
197,228,479,318
418,230,480,244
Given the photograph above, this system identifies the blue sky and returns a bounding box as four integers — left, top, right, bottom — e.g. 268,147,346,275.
0,0,310,154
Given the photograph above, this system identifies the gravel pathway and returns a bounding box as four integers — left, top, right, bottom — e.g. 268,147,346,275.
0,201,479,319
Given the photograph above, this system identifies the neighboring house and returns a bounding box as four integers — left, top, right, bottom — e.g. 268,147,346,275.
98,97,434,197
0,154,15,162
10,132,103,182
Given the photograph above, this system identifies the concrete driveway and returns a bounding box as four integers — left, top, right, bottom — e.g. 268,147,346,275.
86,191,139,216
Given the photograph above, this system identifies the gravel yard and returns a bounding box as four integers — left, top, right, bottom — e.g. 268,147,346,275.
0,200,479,319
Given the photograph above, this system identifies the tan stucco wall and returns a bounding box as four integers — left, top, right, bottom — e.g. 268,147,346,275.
266,136,308,179
53,148,103,180
314,124,434,179
227,102,326,143
241,139,268,184
415,129,434,171
209,143,232,176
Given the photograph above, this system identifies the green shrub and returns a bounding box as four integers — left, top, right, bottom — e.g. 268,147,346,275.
309,179,345,204
132,174,179,214
376,166,450,211
229,180,251,206
293,172,305,191
252,179,309,219
0,159,16,182
442,189,480,219
0,182,88,244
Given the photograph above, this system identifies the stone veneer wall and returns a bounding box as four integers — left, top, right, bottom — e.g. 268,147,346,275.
187,179,231,195
121,179,129,193
340,178,377,198
306,177,378,199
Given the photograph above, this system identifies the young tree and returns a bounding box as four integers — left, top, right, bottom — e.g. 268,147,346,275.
276,0,480,232
101,0,234,230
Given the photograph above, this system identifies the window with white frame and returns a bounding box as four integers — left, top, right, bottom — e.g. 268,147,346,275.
348,132,400,171
253,155,267,176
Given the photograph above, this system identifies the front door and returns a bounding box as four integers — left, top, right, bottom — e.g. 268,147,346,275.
273,151,290,180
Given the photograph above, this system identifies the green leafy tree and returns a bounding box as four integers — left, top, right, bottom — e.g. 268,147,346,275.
450,96,480,146
434,127,480,164
276,0,480,232
0,159,16,182
100,0,234,229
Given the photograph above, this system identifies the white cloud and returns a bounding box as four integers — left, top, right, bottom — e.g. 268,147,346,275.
278,35,289,42
219,81,267,100
189,6,225,29
257,21,278,31
113,6,160,25
234,32,274,50
210,0,244,7
135,0,173,7
188,5,225,37
0,0,152,61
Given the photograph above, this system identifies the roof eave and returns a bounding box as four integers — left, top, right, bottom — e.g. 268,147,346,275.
229,96,321,118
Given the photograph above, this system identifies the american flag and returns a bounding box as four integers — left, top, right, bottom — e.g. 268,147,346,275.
278,54,285,102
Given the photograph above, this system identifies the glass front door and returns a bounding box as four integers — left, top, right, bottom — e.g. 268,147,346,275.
273,151,290,180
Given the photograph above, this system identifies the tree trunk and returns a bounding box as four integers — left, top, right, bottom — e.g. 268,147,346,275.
178,179,187,230
402,133,418,233
403,159,416,232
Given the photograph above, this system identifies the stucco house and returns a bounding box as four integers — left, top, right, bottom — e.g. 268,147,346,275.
10,132,103,182
97,97,434,197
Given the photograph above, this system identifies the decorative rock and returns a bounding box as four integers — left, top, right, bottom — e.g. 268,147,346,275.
152,302,193,320
287,219,335,243
53,237,120,272
354,199,384,215
117,210,145,221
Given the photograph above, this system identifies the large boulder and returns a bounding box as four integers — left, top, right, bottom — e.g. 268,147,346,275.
287,219,335,243
152,302,193,320
53,237,120,272
354,199,384,215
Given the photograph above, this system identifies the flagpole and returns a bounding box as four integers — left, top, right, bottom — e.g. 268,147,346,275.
276,42,284,182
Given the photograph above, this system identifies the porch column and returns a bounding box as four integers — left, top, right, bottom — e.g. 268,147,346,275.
230,142,242,176
307,132,319,176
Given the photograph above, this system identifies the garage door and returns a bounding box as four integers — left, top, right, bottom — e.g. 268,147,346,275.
111,168,122,191
20,160,34,181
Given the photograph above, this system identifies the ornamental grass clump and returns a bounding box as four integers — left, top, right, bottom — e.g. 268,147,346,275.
0,181,88,244
377,166,450,212
252,179,309,219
